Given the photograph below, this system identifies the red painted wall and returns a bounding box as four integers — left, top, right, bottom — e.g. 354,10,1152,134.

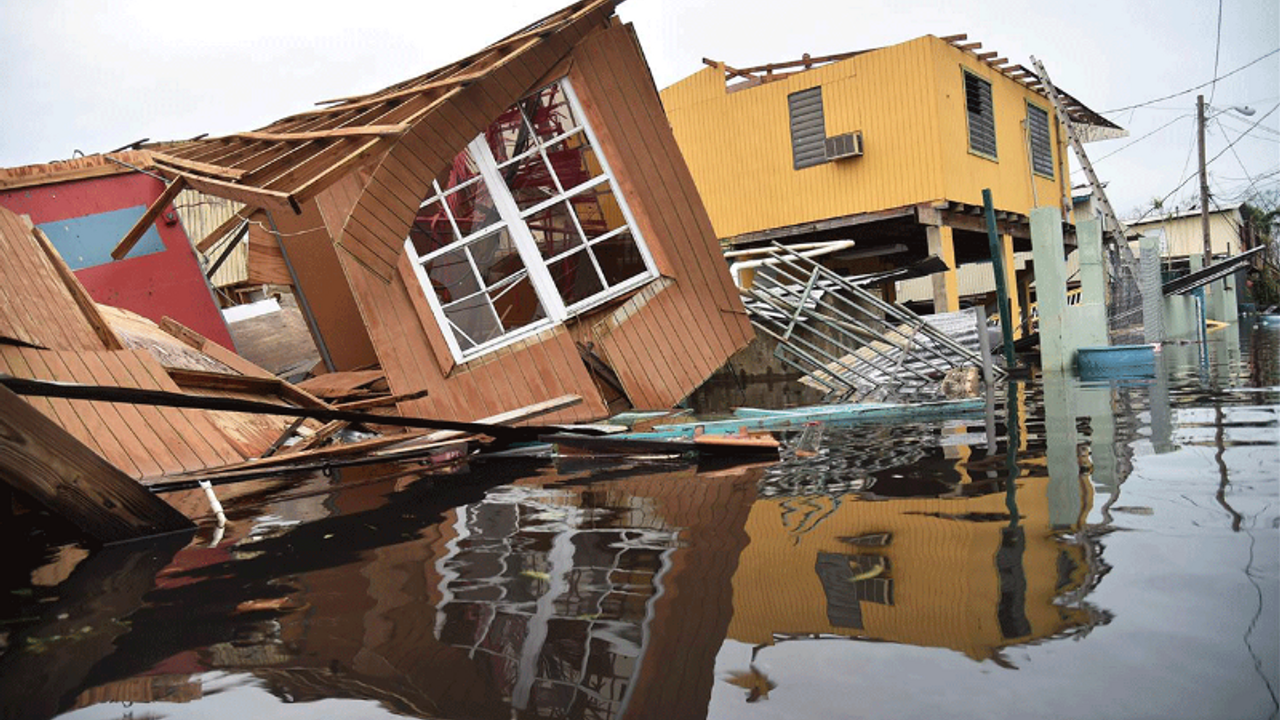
0,172,235,348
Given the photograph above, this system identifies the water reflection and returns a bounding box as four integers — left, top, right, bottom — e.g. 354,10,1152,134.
0,326,1274,720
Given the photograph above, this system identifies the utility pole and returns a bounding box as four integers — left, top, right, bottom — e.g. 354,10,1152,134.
1198,94,1212,267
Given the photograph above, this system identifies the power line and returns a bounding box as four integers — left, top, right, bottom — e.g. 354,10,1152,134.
1208,0,1224,105
1131,102,1280,224
1102,48,1279,114
1092,113,1193,164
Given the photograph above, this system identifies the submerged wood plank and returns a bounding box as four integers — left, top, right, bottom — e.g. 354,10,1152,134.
0,384,193,543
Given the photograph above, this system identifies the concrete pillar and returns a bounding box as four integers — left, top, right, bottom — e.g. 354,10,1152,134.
1069,217,1110,349
1076,218,1107,306
1030,208,1072,371
1140,235,1165,343
927,224,959,314
999,232,1022,338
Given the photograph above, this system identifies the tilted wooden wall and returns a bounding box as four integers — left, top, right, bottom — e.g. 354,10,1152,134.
317,18,751,422
564,22,754,409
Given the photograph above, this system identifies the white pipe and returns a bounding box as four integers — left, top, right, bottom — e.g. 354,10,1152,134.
199,479,228,530
729,240,855,289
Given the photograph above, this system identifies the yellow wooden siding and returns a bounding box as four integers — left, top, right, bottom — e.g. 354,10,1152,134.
1127,209,1242,258
662,35,1074,241
175,189,246,288
932,41,1069,213
662,38,944,240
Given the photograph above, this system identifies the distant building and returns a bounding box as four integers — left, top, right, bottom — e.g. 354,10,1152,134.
1124,203,1244,264
662,34,1122,328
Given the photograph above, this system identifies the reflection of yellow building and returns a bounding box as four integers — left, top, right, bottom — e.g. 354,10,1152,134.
728,475,1097,662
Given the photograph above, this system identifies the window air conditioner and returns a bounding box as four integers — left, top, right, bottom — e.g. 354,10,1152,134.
825,131,864,160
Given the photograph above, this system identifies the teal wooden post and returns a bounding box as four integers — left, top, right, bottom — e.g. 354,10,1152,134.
983,189,1016,367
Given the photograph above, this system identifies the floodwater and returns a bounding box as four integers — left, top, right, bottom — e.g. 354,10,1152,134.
1,324,1277,720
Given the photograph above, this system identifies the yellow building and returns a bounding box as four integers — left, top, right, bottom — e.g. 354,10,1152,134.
661,34,1123,315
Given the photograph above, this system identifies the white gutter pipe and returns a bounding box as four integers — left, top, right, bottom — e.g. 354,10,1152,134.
728,240,855,289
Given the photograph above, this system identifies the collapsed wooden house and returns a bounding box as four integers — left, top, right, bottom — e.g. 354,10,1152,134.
130,0,753,425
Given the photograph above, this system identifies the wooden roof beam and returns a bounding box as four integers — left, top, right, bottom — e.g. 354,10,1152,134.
111,176,187,260
939,33,968,42
150,152,247,182
976,51,999,60
955,41,982,51
230,124,410,144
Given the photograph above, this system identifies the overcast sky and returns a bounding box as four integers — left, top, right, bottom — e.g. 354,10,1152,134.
1,0,1276,219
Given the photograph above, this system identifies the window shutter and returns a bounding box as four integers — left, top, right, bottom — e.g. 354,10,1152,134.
964,72,997,159
789,87,827,170
1026,103,1054,178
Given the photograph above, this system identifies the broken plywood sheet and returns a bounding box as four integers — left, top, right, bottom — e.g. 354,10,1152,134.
98,304,238,374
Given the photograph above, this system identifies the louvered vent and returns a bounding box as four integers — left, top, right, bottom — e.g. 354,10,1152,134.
788,87,827,169
825,131,864,160
1026,103,1054,177
964,72,997,158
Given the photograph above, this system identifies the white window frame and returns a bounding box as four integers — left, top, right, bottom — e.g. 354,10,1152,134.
406,77,658,364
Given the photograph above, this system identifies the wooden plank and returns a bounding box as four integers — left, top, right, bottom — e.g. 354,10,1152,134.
296,369,386,398
334,388,429,411
31,227,123,351
193,209,250,252
0,384,193,543
165,171,298,216
0,151,151,190
379,393,583,452
150,152,248,181
231,124,410,143
111,176,187,260
167,367,285,395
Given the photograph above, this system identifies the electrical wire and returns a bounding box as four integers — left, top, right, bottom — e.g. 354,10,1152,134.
1131,102,1280,224
1208,0,1224,105
1101,48,1279,114
1091,113,1193,165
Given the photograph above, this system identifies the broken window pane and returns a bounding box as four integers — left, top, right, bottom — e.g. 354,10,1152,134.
500,149,558,212
593,230,647,287
545,132,601,193
486,105,534,165
522,82,580,142
410,197,455,256
492,273,547,333
446,177,501,238
441,148,482,190
524,201,583,260
423,247,480,304
443,294,501,351
468,227,525,289
570,181,626,240
547,251,604,306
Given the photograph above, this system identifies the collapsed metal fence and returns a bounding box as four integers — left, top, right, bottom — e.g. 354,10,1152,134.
739,243,1006,402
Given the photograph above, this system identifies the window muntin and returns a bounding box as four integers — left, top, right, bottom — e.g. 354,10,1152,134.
1026,101,1054,178
405,78,656,363
964,71,997,159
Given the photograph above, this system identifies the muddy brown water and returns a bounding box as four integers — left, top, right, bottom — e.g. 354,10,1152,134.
1,322,1276,720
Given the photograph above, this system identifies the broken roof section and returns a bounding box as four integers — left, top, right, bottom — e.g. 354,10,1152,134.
704,32,1126,142
137,0,619,219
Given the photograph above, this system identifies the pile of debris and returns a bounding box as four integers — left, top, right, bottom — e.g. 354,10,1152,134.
739,244,1006,402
